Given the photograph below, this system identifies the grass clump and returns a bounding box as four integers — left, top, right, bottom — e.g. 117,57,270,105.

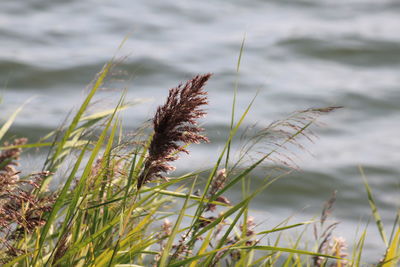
0,59,399,267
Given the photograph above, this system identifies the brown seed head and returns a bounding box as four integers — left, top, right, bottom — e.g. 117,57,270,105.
137,74,212,189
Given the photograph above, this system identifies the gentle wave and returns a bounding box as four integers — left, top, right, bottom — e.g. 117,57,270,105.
277,36,400,66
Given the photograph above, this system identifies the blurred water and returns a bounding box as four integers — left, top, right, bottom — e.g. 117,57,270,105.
1,0,400,262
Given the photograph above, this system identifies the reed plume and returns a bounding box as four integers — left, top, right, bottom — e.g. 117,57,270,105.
205,168,231,212
0,139,55,260
137,74,211,189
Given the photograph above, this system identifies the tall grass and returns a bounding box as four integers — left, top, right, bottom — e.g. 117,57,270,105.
0,60,399,266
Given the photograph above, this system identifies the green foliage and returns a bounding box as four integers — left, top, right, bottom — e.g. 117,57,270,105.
0,59,398,267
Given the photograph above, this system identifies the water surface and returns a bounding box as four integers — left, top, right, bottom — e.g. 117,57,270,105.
1,0,400,262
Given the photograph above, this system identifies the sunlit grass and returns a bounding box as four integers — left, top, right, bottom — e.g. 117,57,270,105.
0,59,398,267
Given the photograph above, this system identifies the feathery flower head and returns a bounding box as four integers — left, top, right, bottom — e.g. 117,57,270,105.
137,73,212,189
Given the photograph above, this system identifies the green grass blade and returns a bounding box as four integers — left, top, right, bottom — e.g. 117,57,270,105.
43,62,112,188
203,205,247,266
189,230,214,267
168,245,236,267
189,93,257,237
97,207,160,266
354,225,367,267
35,143,89,265
159,177,197,267
80,104,131,122
257,221,314,236
52,102,119,264
389,210,400,245
3,252,33,267
0,142,54,150
225,35,246,169
381,227,400,267
359,166,388,246
0,100,28,141
235,245,343,260
193,174,283,240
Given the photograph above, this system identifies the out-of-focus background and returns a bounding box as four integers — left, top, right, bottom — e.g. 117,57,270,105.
1,0,399,262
